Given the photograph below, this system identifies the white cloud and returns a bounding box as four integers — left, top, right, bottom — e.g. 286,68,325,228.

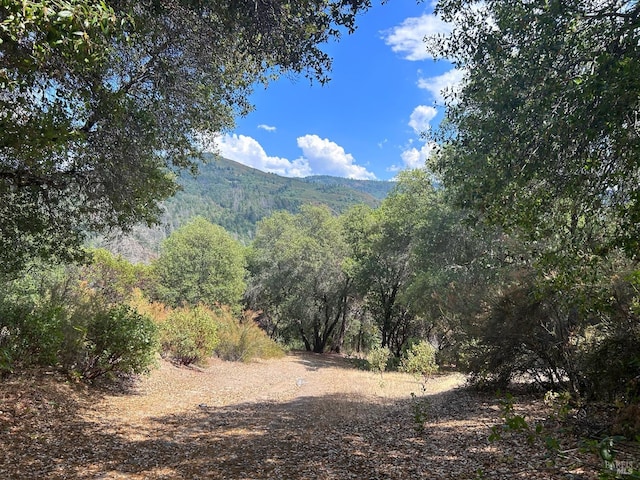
387,104,439,173
209,133,376,180
408,105,438,134
417,68,465,104
383,14,451,61
390,142,437,172
257,124,276,132
215,133,311,177
297,134,376,180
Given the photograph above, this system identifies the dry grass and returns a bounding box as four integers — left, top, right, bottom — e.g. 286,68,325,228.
0,352,604,479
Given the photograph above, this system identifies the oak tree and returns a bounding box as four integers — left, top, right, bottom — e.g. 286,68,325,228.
247,206,352,353
428,0,640,254
0,0,372,276
154,217,246,308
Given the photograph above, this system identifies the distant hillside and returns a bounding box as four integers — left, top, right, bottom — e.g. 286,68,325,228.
301,175,394,200
98,155,395,262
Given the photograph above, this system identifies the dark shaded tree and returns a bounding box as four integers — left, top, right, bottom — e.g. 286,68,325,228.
0,0,373,276
247,206,353,353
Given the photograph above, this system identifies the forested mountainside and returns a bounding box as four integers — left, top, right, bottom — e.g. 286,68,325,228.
301,175,394,200
98,155,395,262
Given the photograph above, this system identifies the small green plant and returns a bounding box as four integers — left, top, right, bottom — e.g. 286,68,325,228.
410,392,430,433
489,392,552,447
401,340,438,377
401,340,438,391
367,345,392,376
489,393,528,441
488,391,566,468
544,390,572,421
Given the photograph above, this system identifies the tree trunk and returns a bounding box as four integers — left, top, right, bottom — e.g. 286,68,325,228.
331,284,351,353
299,327,312,351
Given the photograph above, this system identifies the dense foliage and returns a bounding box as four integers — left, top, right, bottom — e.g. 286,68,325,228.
1,2,638,440
158,306,220,366
248,206,353,353
0,246,283,377
422,0,640,401
0,0,373,277
153,217,247,309
428,0,640,253
0,263,157,380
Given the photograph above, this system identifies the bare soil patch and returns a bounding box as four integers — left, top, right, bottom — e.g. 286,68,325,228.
1,352,603,479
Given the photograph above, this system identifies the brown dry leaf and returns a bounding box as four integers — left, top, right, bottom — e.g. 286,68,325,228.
0,353,603,479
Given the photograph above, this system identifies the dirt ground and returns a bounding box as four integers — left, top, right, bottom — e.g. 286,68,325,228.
0,352,605,479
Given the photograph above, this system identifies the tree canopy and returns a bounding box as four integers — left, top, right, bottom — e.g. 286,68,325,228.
428,0,640,254
423,0,640,396
247,205,352,353
0,0,372,276
154,217,246,309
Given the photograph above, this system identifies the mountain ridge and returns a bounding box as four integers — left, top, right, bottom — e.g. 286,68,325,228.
99,155,395,262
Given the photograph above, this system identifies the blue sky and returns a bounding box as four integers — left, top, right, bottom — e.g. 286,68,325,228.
213,2,461,181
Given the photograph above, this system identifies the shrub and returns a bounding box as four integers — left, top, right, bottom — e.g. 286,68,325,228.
0,325,15,375
401,340,438,378
579,319,640,402
215,310,284,362
0,291,68,371
0,263,159,381
463,282,574,391
160,306,219,365
368,345,392,375
0,289,158,380
463,264,640,401
136,293,285,363
72,305,158,380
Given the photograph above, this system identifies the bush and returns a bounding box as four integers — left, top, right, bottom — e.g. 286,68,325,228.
463,282,573,391
462,265,640,402
215,310,284,362
72,305,158,380
0,325,16,375
401,340,438,378
0,277,70,371
579,319,640,402
160,306,219,365
0,301,66,369
368,345,392,375
0,288,158,380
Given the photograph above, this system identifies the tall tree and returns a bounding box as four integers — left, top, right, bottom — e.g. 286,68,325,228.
0,0,373,276
154,218,246,308
428,0,640,254
342,189,421,355
391,169,503,356
426,1,640,395
247,206,352,353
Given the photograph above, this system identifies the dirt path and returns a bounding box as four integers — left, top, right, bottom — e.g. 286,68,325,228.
0,352,602,479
